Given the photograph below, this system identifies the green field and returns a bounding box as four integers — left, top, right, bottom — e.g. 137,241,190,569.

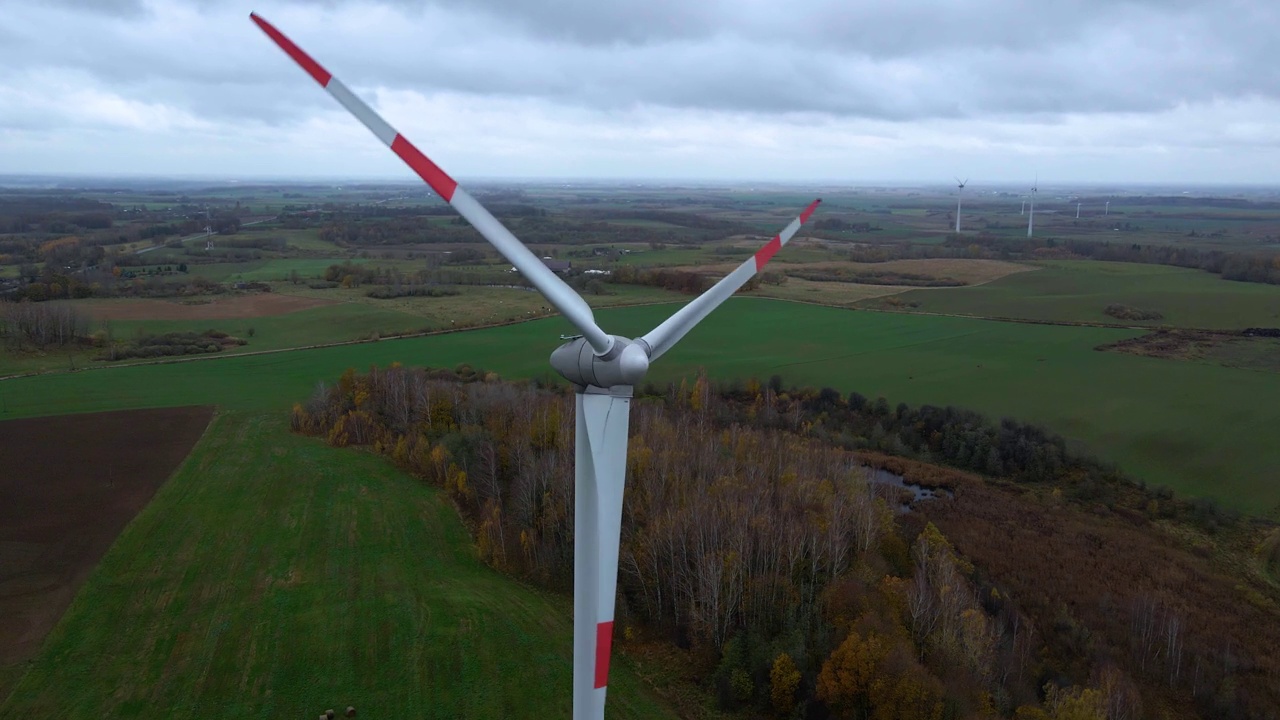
0,412,675,719
4,299,1278,514
883,260,1280,329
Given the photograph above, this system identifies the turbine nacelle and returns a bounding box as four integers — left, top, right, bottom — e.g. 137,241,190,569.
551,336,651,389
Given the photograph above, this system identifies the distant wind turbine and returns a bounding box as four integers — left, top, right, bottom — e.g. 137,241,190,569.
1021,199,1025,216
1027,179,1037,238
1105,200,1110,216
1076,202,1081,219
954,178,968,233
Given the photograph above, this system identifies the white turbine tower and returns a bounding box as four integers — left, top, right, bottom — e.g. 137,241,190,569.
252,14,821,720
1105,200,1110,216
1027,179,1037,238
1020,199,1026,216
953,177,967,233
1076,201,1081,219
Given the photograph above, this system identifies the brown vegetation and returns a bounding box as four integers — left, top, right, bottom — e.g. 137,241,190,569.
914,476,1280,719
1103,304,1164,321
1098,329,1280,373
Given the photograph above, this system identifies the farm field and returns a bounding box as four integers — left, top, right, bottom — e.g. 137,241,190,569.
668,258,1036,307
164,258,382,283
0,407,214,702
876,260,1280,328
74,294,337,321
0,412,676,719
273,282,688,322
4,299,1278,515
0,302,428,377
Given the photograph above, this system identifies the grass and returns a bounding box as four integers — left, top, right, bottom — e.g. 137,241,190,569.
3,299,1279,514
880,260,1280,329
0,412,675,719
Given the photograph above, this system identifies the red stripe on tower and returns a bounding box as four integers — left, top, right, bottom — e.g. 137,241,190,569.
754,235,782,271
250,13,332,87
391,135,459,202
800,198,822,224
594,621,614,689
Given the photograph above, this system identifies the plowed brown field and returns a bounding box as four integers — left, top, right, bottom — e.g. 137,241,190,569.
0,407,214,670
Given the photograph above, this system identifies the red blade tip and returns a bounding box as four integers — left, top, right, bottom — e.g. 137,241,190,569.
800,198,821,224
249,12,333,87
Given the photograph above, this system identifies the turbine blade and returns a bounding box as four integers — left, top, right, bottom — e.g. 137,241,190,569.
249,13,614,356
638,199,820,361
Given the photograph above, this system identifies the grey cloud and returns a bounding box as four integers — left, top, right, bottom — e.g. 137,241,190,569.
260,0,1280,120
37,0,149,17
4,0,1280,132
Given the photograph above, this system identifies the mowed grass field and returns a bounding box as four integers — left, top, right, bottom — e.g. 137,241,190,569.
0,413,674,719
881,260,1280,329
4,299,1279,514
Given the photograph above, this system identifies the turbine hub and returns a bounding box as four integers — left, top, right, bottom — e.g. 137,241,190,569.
550,335,649,389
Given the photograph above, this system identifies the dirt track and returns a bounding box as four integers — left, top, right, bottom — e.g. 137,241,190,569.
0,407,214,668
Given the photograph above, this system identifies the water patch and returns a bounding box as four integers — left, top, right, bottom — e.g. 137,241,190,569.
866,467,954,513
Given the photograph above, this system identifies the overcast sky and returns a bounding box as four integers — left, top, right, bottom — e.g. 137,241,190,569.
1,0,1278,184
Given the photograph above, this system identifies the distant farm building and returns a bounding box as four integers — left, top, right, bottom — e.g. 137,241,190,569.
511,257,572,275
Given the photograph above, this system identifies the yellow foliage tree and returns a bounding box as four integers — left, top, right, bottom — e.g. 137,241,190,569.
770,652,801,716
1044,684,1106,720
817,630,889,718
868,671,944,720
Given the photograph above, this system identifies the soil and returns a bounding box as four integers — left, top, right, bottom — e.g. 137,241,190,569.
0,407,214,670
76,293,336,321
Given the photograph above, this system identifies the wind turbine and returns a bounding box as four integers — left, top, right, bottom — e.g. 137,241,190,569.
251,14,820,720
1020,199,1025,216
1076,201,1081,219
1027,178,1037,238
1105,200,1110,216
953,177,967,233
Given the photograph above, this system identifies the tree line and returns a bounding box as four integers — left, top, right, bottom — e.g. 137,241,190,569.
292,366,1224,718
0,300,89,349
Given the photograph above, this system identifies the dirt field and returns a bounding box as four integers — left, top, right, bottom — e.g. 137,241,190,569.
0,407,214,674
71,293,336,321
